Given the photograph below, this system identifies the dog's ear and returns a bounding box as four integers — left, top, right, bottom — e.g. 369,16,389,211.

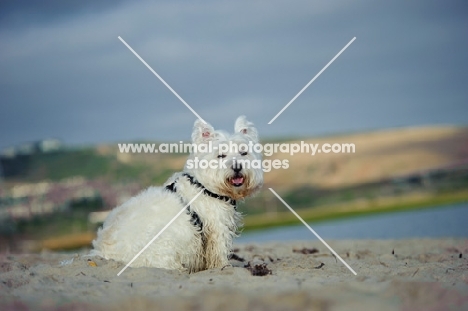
234,115,258,143
192,119,215,144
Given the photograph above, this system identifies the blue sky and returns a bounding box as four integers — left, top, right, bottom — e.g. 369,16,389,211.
1,0,467,149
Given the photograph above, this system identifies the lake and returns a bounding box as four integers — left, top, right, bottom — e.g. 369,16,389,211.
237,203,468,243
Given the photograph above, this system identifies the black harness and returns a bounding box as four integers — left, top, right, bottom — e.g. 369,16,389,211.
165,173,237,232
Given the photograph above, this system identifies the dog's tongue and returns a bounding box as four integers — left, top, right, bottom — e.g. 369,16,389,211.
231,177,244,185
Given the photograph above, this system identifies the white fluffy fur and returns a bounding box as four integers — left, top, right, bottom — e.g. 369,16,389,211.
91,116,263,273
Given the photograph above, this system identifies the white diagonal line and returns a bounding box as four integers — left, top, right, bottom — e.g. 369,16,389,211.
117,189,204,276
268,188,357,275
118,36,206,124
268,37,356,124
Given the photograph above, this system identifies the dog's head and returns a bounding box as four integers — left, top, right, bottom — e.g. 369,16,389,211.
184,116,264,200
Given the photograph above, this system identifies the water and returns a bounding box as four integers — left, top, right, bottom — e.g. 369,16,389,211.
237,203,468,243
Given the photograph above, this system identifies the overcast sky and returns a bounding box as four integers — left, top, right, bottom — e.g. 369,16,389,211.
1,0,467,149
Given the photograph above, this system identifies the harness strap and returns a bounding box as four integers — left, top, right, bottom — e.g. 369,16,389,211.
164,173,237,233
165,182,203,232
182,173,237,207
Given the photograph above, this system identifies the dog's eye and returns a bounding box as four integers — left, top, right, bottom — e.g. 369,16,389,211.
240,151,248,156
217,154,226,158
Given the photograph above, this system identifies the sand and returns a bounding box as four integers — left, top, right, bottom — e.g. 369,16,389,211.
1,239,467,311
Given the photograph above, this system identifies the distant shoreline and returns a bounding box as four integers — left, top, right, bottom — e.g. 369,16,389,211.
26,190,468,252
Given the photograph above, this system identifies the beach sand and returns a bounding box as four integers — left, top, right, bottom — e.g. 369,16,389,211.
1,239,467,310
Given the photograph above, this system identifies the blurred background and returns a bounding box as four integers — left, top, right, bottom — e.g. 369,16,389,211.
1,0,467,251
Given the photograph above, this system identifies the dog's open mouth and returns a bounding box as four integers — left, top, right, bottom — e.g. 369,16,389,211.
229,175,244,187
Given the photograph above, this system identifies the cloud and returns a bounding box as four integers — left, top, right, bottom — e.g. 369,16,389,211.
0,0,467,150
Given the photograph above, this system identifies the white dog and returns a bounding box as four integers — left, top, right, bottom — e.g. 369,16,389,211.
91,116,263,273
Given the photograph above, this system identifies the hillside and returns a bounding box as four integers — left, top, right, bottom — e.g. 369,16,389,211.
265,126,468,190
4,126,467,189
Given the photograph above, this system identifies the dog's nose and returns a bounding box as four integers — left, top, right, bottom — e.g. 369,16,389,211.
232,162,242,173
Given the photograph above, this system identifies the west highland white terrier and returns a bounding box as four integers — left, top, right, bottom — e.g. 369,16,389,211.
91,116,263,273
